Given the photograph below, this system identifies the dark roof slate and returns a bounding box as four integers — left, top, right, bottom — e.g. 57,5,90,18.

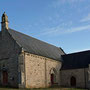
0,31,2,50
0,31,2,40
0,31,1,37
8,29,65,61
61,50,90,70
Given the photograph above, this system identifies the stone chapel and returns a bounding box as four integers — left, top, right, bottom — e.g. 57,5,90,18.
0,12,65,88
0,12,90,89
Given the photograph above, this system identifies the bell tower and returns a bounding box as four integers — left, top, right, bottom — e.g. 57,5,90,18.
1,12,9,30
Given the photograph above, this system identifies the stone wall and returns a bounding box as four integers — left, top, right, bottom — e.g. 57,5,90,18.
60,68,89,88
0,29,21,87
24,52,61,88
87,64,90,89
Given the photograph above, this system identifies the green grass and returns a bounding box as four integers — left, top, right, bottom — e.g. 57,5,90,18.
0,88,88,90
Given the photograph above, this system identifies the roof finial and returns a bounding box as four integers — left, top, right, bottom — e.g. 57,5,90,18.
1,12,9,30
2,12,8,23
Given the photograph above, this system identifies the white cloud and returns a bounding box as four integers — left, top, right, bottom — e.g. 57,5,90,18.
61,0,84,3
38,24,90,36
52,0,85,7
57,0,85,3
66,25,90,33
80,13,90,22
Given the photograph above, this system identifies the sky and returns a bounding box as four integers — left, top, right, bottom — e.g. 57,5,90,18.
0,0,90,54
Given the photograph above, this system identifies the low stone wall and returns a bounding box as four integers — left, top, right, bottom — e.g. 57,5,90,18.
60,68,88,88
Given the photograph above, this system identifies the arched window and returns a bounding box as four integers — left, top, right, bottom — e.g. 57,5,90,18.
70,76,76,87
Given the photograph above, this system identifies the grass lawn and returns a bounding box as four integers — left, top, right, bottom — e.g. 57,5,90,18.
0,88,88,90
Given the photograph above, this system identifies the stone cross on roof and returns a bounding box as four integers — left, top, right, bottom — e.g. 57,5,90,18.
1,12,9,30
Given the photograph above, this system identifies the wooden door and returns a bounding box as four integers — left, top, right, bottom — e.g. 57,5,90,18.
71,76,76,86
51,74,54,85
3,71,8,85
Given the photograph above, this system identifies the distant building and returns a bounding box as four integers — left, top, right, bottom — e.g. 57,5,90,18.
61,50,90,88
0,12,90,89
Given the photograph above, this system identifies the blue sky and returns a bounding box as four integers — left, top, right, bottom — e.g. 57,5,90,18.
0,0,90,53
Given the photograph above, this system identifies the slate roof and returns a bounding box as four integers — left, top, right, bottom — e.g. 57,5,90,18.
8,28,65,61
61,50,90,70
